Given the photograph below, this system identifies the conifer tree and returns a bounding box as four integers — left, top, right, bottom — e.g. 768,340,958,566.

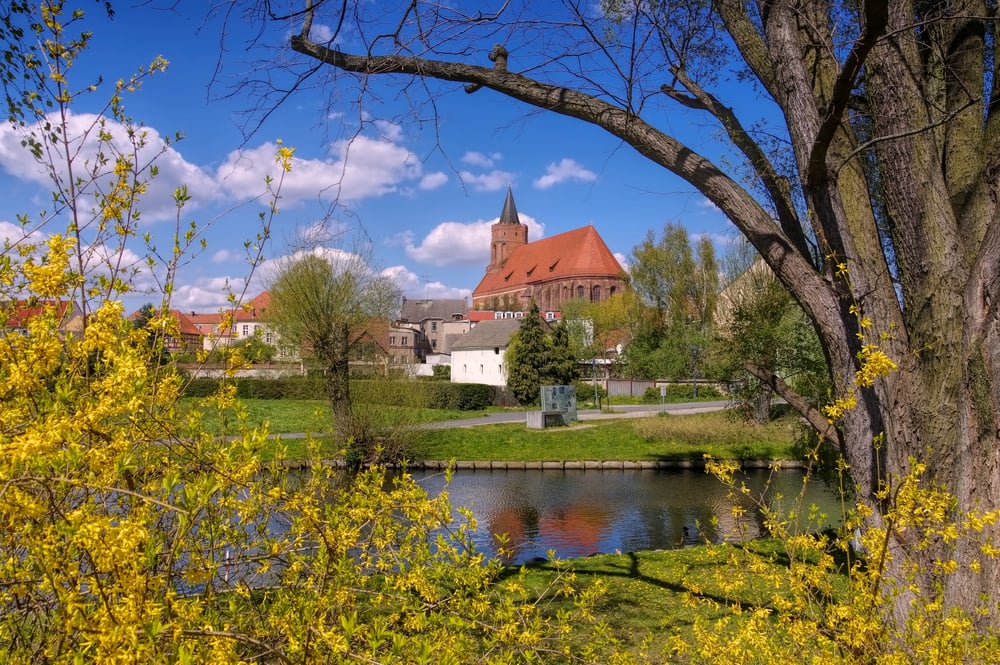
543,320,579,386
505,301,548,405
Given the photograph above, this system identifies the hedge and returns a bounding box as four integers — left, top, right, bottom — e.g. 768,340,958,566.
181,377,492,410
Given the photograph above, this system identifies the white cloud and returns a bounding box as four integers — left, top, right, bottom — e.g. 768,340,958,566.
420,172,448,190
459,170,514,192
533,158,598,190
215,134,426,205
0,220,43,246
171,277,247,311
372,119,404,143
614,252,630,273
0,112,218,223
404,214,544,267
212,249,240,263
462,151,502,168
420,282,472,300
697,197,721,211
382,264,471,300
310,22,337,43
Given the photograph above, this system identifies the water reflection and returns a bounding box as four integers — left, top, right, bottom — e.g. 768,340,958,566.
409,468,844,564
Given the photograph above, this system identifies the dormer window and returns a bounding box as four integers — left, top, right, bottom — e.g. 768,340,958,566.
504,270,514,282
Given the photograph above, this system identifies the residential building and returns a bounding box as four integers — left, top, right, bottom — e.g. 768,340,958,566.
449,318,525,387
4,300,82,337
471,188,627,313
396,297,471,357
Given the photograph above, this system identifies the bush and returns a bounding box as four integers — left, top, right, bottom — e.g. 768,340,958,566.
575,381,607,403
184,377,493,411
641,383,724,403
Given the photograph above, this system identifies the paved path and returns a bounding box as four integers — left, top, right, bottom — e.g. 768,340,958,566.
418,400,731,429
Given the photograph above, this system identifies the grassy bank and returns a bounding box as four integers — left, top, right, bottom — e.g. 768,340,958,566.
509,538,851,663
188,398,800,463
411,410,800,462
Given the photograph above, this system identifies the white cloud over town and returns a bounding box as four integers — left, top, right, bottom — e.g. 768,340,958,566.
0,112,220,223
171,277,248,312
419,172,449,189
458,169,515,192
403,213,544,267
533,158,598,189
461,151,502,168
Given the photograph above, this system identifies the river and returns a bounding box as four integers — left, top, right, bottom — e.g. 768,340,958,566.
408,467,847,563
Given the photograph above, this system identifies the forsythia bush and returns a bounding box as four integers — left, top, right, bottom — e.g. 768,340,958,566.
0,3,605,661
0,164,604,665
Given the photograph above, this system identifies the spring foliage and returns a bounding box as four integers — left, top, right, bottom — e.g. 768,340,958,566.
0,3,603,661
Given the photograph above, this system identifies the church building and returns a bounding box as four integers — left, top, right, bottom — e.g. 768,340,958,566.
471,188,627,313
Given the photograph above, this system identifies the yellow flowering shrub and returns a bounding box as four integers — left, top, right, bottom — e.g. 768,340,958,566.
0,4,605,662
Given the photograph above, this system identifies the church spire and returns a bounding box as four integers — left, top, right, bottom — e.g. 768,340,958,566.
499,186,520,224
487,187,528,274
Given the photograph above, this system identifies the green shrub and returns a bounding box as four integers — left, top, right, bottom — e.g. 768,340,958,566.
575,381,607,403
641,383,724,403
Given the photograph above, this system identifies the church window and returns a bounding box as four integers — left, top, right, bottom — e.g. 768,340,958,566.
577,285,585,299
592,285,602,302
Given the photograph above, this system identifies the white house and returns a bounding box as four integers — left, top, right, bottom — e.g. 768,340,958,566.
449,319,523,386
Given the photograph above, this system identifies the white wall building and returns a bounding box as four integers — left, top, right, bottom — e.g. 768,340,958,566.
449,319,522,387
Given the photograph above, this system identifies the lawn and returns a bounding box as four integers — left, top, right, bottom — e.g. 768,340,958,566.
186,397,801,463
410,410,801,462
188,398,493,435
510,538,852,663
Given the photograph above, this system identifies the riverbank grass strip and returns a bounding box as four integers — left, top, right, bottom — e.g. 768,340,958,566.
412,411,799,463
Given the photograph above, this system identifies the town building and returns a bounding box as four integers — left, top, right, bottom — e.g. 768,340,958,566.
449,318,524,387
395,297,471,358
471,188,627,313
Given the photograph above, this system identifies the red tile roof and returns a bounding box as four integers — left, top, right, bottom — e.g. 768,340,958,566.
472,225,623,298
5,300,79,327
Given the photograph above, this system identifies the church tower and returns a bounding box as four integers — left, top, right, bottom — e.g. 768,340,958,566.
487,187,528,273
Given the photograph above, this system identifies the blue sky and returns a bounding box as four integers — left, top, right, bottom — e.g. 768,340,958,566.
0,2,746,314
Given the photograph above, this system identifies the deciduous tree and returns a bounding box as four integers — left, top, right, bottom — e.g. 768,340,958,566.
627,224,718,380
717,244,828,423
246,0,1000,628
265,245,400,447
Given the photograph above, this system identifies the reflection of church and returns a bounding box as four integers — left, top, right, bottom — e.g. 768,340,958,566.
471,189,627,313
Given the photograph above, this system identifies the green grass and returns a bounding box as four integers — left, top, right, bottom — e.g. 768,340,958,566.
411,410,799,462
186,398,494,435
185,397,799,463
509,539,847,663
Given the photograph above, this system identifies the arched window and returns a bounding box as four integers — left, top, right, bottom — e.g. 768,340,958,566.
576,285,585,299
591,285,602,302
609,285,617,297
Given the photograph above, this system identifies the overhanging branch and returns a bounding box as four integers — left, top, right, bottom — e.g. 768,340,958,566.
743,361,843,449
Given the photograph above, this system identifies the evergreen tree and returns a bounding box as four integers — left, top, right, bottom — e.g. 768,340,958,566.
542,321,579,386
505,302,548,405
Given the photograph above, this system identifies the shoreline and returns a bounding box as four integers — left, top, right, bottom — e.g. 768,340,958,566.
275,458,805,471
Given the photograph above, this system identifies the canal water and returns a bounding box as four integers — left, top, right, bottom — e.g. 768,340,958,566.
409,467,847,563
